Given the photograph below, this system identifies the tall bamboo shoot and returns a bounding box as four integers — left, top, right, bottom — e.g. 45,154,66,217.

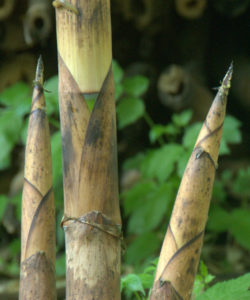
19,56,56,300
150,63,233,300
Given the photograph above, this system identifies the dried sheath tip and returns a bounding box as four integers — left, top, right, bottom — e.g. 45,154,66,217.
35,55,44,86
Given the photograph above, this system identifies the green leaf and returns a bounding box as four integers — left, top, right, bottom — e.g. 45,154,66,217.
177,149,191,178
222,115,242,144
125,232,161,265
51,131,62,185
21,118,29,144
140,144,184,183
182,122,202,150
56,254,66,277
212,180,227,203
230,209,250,251
123,152,145,171
193,278,206,298
0,109,23,168
221,169,233,183
0,194,8,220
6,261,19,276
208,207,250,250
121,274,145,296
149,125,166,143
0,109,23,143
193,261,215,298
219,115,242,155
9,239,20,256
123,75,149,97
219,138,230,155
44,76,59,116
117,97,145,129
113,60,124,84
0,82,31,115
172,110,193,127
85,94,97,112
207,207,230,232
232,167,250,198
164,124,180,136
139,273,154,290
196,273,250,300
149,124,180,144
115,83,123,100
199,261,209,278
0,135,12,169
122,180,157,217
127,182,176,234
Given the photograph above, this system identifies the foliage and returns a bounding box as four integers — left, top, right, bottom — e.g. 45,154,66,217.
114,60,148,129
193,261,215,297
119,90,245,271
207,166,250,251
196,272,250,300
121,260,250,300
0,60,249,289
0,76,62,276
121,258,158,299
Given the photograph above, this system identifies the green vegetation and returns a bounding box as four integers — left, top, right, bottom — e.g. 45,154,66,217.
0,60,249,298
121,259,250,300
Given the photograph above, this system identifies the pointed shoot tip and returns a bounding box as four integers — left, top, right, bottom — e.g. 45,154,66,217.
222,61,233,88
218,62,233,100
35,55,44,86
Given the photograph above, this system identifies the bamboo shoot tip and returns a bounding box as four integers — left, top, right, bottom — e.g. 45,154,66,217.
35,55,44,86
218,62,233,99
222,61,233,89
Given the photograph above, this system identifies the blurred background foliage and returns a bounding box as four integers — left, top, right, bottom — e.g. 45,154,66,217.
0,0,249,299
